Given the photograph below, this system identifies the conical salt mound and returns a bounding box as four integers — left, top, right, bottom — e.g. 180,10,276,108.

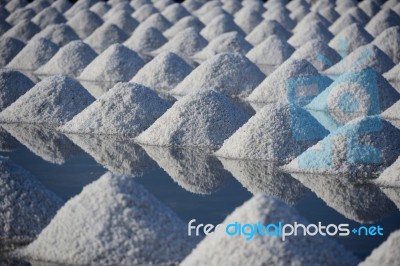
16,172,199,265
194,0,219,17
200,14,245,41
358,0,380,17
136,90,249,148
384,64,400,82
0,75,94,127
132,4,158,22
64,0,99,18
131,52,193,92
360,229,400,265
374,156,400,187
154,0,174,11
31,7,66,29
292,12,330,33
0,156,62,245
329,23,374,56
182,0,204,12
25,0,50,13
216,103,328,162
288,22,333,48
319,5,339,23
3,20,40,42
5,8,36,26
79,44,144,82
366,9,400,37
161,3,190,23
193,31,252,63
35,41,97,77
5,0,28,13
59,82,171,136
198,6,227,25
124,26,167,55
105,10,139,35
344,7,370,25
134,13,172,33
0,69,34,111
246,35,294,75
102,2,134,21
263,8,295,30
373,26,400,64
89,1,111,17
6,37,59,71
163,16,204,39
245,20,291,46
66,10,103,39
171,53,265,97
289,4,309,22
233,6,263,34
0,37,25,67
181,195,359,266
284,116,400,176
51,0,72,13
329,14,361,36
247,59,332,105
31,23,79,47
84,22,128,54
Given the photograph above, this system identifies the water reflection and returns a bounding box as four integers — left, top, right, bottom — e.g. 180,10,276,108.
0,126,20,152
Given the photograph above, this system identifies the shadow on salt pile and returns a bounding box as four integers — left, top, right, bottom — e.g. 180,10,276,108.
2,124,82,165
0,126,20,152
141,145,231,195
65,134,157,176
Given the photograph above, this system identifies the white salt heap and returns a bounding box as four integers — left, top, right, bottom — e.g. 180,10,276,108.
31,7,66,29
124,26,167,55
132,4,158,22
200,14,245,41
197,6,227,25
66,10,103,39
329,14,361,36
246,35,294,75
171,53,265,97
102,2,134,21
84,22,128,54
382,100,400,128
319,5,339,23
345,7,370,25
25,0,50,13
233,5,263,34
161,3,190,23
358,0,380,17
154,0,174,11
134,13,172,33
89,1,111,17
374,156,400,187
59,82,171,136
292,12,330,33
181,195,359,266
17,172,199,265
0,69,34,111
135,89,249,149
365,9,400,37
4,20,41,42
105,10,139,35
64,0,99,18
5,0,28,13
263,8,295,30
182,0,204,12
0,75,94,127
6,8,36,26
31,23,79,47
0,156,62,245
384,64,400,82
35,41,98,77
51,0,72,13
289,4,309,22
0,37,25,67
79,44,144,82
131,52,193,92
163,16,204,39
288,22,333,48
372,26,400,64
245,20,292,46
6,37,58,71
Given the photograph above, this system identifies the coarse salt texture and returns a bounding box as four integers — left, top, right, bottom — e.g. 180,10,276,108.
365,9,400,37
171,53,265,97
135,89,249,149
59,82,171,136
245,20,292,46
35,40,97,77
17,172,199,265
288,22,333,48
31,23,80,47
200,13,245,41
131,51,193,92
374,156,400,187
124,26,167,55
84,22,128,54
0,37,25,67
31,6,66,29
372,26,400,64
66,9,103,39
3,20,41,42
181,195,359,266
0,69,34,111
163,15,204,39
161,3,190,23
0,75,94,127
105,10,139,35
215,102,329,162
233,5,263,34
6,37,59,71
79,44,144,82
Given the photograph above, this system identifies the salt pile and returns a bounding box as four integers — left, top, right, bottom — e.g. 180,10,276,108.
336,0,357,14
171,53,265,97
328,23,374,56
222,0,242,15
35,41,97,77
373,26,400,64
197,5,227,25
263,8,295,31
288,22,333,48
382,0,400,9
182,0,204,12
0,20,11,36
181,195,359,266
66,10,103,39
6,37,58,71
131,52,193,92
374,156,400,187
0,75,94,127
246,35,294,75
329,14,361,36
358,0,380,17
0,37,25,67
79,44,144,82
17,172,198,265
360,229,400,266
31,7,66,29
60,82,171,136
51,0,72,13
193,32,251,63
132,4,158,22
287,0,309,12
64,0,99,18
84,23,128,54
319,5,339,23
382,100,400,128
3,20,41,42
233,6,263,34
154,0,174,11
5,8,36,26
289,4,309,22
102,2,134,21
247,59,332,104
200,14,245,41
384,64,400,82
0,156,62,245
163,16,204,39
89,1,111,17
124,27,167,55
292,12,330,33
31,23,79,47
216,103,328,162
344,7,370,25
365,9,400,37
161,3,190,23
194,0,219,17
245,20,292,46
25,0,50,13
105,10,139,35
5,0,27,13
136,89,249,148
134,13,172,33
0,69,34,111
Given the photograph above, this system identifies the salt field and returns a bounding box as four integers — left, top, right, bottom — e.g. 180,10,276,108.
1,0,400,265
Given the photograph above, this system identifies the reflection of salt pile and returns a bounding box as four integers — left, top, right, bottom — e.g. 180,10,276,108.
3,20,40,42
66,10,103,39
372,26,400,64
0,75,94,127
136,90,249,148
79,44,144,82
124,27,167,56
245,20,292,46
35,40,97,77
216,103,328,162
142,145,231,194
219,158,308,205
0,156,62,245
181,195,359,266
60,82,171,136
0,69,34,111
288,22,333,48
31,23,79,47
31,7,66,29
329,23,374,55
18,172,198,265
131,52,193,92
365,9,400,37
163,16,204,39
200,14,245,41
171,53,265,97
374,156,400,187
84,22,128,54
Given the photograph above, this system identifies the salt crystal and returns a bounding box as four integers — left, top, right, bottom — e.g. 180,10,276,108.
163,15,204,39
3,20,40,42
31,6,66,29
89,1,111,17
31,23,80,47
329,14,362,36
288,22,333,48
51,0,72,13
233,5,263,34
66,9,103,39
0,37,25,67
6,7,36,26
0,69,33,111
161,3,190,23
132,4,158,22
200,13,245,41
105,10,139,35
365,9,400,37
84,22,128,54
373,26,400,64
245,20,292,46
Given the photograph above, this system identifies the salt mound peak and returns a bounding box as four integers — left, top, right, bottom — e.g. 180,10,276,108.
0,69,34,111
5,0,28,13
6,37,58,71
344,7,370,25
360,229,400,265
292,12,331,33
59,82,171,136
247,35,294,75
163,16,204,39
131,51,193,92
64,0,99,18
31,6,66,29
245,20,292,46
198,6,228,25
0,75,94,127
135,89,249,148
132,4,158,22
373,26,400,64
124,26,167,55
161,3,190,23
25,0,50,13
365,9,400,37
216,102,329,162
35,40,97,77
0,20,11,36
329,23,374,56
0,37,25,67
182,0,204,12
51,0,72,13
154,0,174,11
263,8,295,30
329,14,361,36
194,0,219,16
105,10,139,35
358,0,380,17
4,20,41,42
200,14,245,41
31,23,80,47
288,22,333,48
89,1,111,17
374,156,400,187
384,63,400,82
171,53,265,97
134,13,172,33
66,9,103,39
79,44,144,82
319,5,340,23
233,5,263,34
222,0,242,15
6,7,36,26
130,0,152,10
102,2,134,21
17,172,198,265
84,22,128,54
289,4,309,22
181,195,359,266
